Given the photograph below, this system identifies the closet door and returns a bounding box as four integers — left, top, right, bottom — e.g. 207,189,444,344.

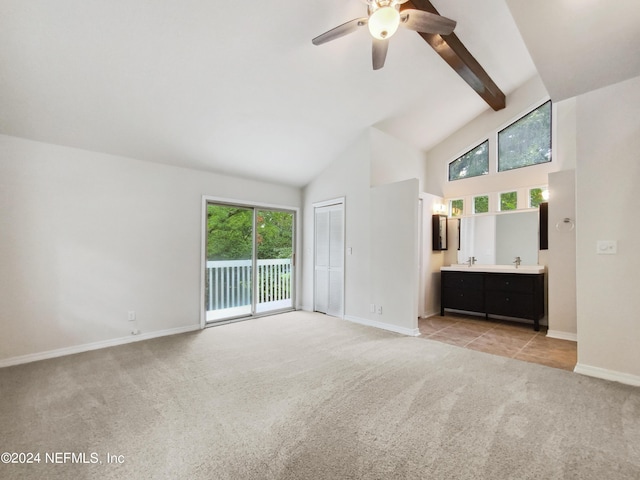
314,208,330,314
327,205,344,317
314,202,344,317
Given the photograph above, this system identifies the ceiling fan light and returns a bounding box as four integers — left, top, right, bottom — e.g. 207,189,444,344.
368,6,400,40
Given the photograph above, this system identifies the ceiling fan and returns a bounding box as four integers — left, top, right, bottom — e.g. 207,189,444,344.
312,0,456,70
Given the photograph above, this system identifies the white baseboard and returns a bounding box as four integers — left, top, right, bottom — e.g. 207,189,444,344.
344,315,420,337
420,310,441,319
0,324,201,369
574,363,640,387
546,330,577,342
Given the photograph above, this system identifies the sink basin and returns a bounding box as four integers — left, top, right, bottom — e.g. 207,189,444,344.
441,264,545,274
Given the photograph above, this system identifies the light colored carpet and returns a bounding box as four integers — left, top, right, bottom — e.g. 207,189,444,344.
1,311,639,479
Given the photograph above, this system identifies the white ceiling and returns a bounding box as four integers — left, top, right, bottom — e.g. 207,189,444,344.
1,1,637,187
506,0,640,102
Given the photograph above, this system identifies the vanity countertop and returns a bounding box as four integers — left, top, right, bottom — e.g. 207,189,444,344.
441,264,546,274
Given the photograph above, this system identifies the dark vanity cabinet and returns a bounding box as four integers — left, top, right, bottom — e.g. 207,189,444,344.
441,270,545,331
441,271,484,314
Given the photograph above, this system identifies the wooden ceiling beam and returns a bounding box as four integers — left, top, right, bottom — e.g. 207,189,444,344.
402,0,506,111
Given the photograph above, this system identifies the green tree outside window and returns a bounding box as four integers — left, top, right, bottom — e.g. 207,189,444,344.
498,101,552,172
529,188,547,208
474,195,489,214
450,199,464,217
500,192,517,211
449,140,489,181
206,205,292,261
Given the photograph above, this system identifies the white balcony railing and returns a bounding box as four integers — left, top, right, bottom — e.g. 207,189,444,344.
205,258,292,313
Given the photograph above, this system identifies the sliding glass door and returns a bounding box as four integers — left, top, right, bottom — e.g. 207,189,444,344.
204,202,294,324
255,209,294,313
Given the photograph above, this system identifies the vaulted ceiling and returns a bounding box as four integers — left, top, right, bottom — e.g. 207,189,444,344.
506,0,640,102
1,1,638,187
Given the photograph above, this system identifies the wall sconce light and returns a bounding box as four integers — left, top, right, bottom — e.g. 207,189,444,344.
433,203,448,215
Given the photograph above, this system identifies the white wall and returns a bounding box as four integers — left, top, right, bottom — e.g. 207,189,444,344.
369,128,441,323
301,131,372,320
0,135,301,364
547,169,577,340
302,128,426,334
370,128,425,190
574,75,640,383
370,179,420,334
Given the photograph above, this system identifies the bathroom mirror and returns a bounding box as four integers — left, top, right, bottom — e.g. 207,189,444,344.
457,211,539,264
432,215,448,251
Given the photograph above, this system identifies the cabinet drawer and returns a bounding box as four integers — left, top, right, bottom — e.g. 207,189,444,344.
442,289,484,312
485,274,534,293
485,292,535,318
442,272,484,291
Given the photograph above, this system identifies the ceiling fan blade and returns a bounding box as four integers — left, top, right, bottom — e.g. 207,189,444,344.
312,17,368,45
399,9,456,35
372,38,389,70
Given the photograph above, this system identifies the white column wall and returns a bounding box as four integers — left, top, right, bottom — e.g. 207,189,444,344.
574,75,640,383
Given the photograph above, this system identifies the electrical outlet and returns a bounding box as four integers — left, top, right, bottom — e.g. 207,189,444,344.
376,305,382,315
128,310,136,321
370,303,376,313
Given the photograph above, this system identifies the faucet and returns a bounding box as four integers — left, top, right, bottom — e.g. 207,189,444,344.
467,256,477,267
513,256,521,268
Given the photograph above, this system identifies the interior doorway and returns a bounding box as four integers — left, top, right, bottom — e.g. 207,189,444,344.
203,201,295,324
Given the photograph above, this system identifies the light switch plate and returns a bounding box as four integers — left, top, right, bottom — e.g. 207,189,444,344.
596,240,617,255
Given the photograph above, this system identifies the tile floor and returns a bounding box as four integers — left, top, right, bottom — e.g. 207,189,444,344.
419,313,577,371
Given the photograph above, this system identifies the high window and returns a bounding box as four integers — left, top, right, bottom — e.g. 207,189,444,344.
473,195,489,214
529,187,548,208
498,101,552,172
499,191,517,211
448,140,489,181
450,199,464,217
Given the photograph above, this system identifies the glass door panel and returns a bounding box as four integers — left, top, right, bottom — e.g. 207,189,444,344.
255,209,294,314
205,204,253,323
